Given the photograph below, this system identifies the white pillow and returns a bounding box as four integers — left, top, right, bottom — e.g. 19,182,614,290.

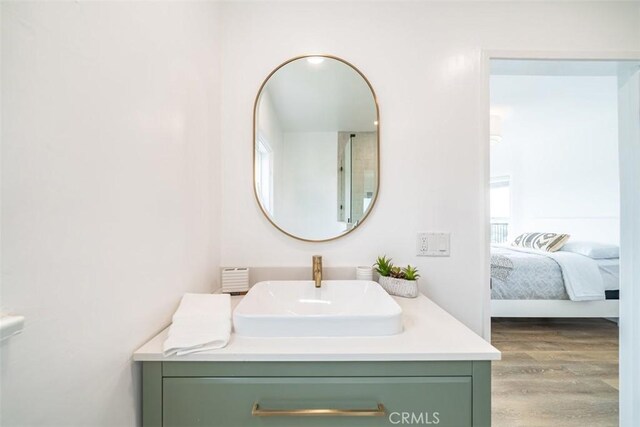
560,241,619,259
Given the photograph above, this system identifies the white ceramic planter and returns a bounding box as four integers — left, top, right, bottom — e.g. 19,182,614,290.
378,276,419,298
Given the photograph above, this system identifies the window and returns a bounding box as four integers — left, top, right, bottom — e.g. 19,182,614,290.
490,176,511,243
256,135,273,215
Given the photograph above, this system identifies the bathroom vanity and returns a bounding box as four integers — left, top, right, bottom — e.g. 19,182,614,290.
134,55,500,426
134,294,500,427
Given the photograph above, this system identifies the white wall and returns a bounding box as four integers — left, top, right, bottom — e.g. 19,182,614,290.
1,2,221,426
491,75,620,244
219,1,640,336
277,131,344,240
618,61,640,427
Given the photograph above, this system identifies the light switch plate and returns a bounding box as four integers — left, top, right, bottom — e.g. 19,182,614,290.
417,232,450,257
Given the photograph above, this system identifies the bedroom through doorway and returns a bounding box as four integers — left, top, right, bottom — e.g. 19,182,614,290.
487,58,640,427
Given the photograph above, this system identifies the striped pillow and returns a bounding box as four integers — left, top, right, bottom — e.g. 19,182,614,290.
511,232,570,252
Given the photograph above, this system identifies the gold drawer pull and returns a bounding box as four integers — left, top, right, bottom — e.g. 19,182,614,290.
252,402,386,417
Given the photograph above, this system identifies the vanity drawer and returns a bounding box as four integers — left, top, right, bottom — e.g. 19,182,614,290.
162,376,472,427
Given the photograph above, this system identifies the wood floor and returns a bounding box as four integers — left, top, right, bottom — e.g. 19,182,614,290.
491,318,619,427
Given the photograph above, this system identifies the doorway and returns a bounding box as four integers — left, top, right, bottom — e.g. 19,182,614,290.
484,55,640,426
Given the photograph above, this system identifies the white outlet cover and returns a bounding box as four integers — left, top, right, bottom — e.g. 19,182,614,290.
417,233,429,254
417,232,450,257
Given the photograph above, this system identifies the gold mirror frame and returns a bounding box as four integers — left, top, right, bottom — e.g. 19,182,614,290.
253,54,380,242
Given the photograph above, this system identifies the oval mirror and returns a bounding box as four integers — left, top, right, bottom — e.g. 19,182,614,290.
254,55,379,242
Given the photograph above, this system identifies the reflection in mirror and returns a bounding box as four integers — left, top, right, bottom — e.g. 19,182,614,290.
338,132,377,226
254,56,379,241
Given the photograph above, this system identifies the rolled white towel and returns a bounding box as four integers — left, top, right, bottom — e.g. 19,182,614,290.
163,293,231,356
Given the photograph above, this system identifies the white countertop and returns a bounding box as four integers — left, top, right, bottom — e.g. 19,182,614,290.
133,294,500,362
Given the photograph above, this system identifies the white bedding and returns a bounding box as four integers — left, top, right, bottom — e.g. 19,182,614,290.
596,258,620,291
495,245,606,301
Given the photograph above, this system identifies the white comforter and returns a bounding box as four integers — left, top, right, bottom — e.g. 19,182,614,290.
495,245,606,301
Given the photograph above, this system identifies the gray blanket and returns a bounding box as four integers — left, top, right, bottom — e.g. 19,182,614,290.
491,246,569,300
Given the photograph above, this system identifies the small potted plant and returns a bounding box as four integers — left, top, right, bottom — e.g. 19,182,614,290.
373,255,420,298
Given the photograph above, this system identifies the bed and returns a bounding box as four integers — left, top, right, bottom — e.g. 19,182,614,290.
490,243,619,318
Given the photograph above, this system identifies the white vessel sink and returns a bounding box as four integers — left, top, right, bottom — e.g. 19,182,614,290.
233,280,403,337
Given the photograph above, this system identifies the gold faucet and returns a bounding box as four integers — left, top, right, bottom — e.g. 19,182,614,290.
312,255,323,288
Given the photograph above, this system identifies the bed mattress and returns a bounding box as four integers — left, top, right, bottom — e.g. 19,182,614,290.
491,246,568,300
491,246,619,300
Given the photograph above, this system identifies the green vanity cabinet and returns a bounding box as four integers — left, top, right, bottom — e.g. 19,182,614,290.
142,360,491,427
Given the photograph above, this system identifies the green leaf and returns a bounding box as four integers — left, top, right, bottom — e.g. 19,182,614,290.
402,265,420,281
373,255,394,277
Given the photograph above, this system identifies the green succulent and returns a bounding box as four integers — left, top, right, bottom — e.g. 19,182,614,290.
373,255,394,277
374,256,421,281
389,266,406,279
402,265,420,281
